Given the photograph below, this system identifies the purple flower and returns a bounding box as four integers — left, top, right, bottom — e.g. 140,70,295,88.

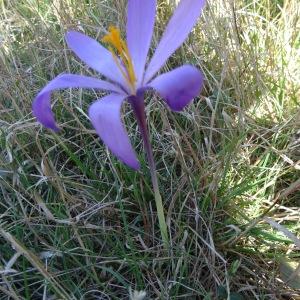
33,0,205,170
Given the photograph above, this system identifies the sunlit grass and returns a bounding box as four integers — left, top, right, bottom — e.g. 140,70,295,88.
0,0,299,298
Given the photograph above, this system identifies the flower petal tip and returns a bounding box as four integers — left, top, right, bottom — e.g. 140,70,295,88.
49,125,60,132
88,94,140,171
130,160,140,171
65,31,83,48
32,97,59,132
148,65,204,112
65,30,79,40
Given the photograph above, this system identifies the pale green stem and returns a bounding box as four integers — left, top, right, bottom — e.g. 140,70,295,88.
141,124,169,247
130,94,169,247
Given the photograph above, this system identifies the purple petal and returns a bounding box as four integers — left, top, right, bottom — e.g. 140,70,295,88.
144,0,206,83
148,65,203,111
126,0,156,86
65,31,127,88
32,74,123,131
89,94,140,170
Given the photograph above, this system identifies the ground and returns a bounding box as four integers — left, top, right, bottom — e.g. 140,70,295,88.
0,0,299,299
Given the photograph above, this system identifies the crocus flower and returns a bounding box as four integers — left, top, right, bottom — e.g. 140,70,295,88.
33,0,205,170
33,0,206,246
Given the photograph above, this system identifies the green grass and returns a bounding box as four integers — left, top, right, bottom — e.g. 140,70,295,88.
1,0,300,299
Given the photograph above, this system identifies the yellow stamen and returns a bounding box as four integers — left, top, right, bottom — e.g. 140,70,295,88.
102,26,136,93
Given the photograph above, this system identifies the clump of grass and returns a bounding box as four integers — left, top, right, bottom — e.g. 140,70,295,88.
1,0,299,299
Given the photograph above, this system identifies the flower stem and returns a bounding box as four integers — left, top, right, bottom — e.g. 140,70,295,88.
140,122,169,247
130,94,169,247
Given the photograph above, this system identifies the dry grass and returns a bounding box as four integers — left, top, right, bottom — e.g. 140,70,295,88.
0,0,300,299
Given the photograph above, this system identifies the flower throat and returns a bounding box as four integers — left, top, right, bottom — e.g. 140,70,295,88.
102,26,136,93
